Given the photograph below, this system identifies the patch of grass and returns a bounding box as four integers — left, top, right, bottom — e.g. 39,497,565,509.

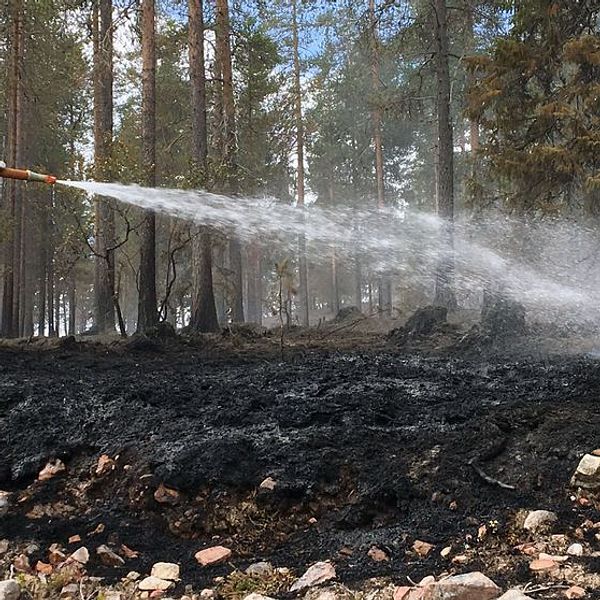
218,568,296,600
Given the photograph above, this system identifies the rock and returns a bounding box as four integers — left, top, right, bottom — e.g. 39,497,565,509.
60,584,79,598
367,546,389,562
69,547,90,565
421,572,501,600
245,562,274,576
0,492,10,517
154,483,180,505
35,561,53,575
564,587,586,599
259,477,277,491
96,454,116,476
68,535,82,544
200,590,216,600
290,562,336,592
497,592,533,600
440,547,451,558
151,563,180,581
394,588,413,600
523,510,558,533
13,555,30,573
195,546,232,566
0,540,9,555
97,545,125,566
529,558,559,572
138,577,173,592
38,458,66,481
571,454,600,489
243,595,276,600
104,593,123,600
0,580,20,600
413,540,434,558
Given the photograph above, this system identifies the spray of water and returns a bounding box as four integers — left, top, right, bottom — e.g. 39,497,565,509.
59,179,600,324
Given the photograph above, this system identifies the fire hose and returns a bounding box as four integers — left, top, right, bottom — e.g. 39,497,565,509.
0,160,57,184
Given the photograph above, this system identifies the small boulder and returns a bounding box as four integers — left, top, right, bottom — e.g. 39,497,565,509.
0,580,20,600
290,562,336,592
195,546,232,566
150,563,180,581
421,572,501,600
571,454,600,489
523,510,558,534
138,577,173,591
567,543,583,557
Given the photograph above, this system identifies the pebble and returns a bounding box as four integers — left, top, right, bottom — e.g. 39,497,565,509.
154,484,180,505
529,558,559,572
367,546,389,562
195,546,232,566
200,590,216,600
38,459,66,481
259,477,277,491
151,563,180,581
245,562,274,576
0,493,10,518
97,545,125,566
497,591,533,600
0,580,20,600
69,547,90,565
567,543,583,556
290,561,336,592
138,577,173,591
523,510,558,533
413,540,434,557
564,586,586,599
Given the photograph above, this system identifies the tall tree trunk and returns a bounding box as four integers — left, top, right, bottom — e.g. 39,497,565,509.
215,0,244,322
369,0,392,316
93,0,116,334
189,0,219,332
246,241,262,324
68,274,76,336
1,0,24,338
137,0,158,332
292,0,309,327
433,0,457,308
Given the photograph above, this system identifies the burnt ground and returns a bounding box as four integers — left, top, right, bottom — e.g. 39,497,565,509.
2,336,600,597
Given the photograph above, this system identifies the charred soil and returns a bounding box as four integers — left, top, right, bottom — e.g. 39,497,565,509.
1,339,600,596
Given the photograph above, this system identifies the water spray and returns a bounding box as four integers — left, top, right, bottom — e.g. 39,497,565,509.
0,160,57,185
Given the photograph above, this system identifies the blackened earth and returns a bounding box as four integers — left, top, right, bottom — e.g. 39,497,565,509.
1,343,600,595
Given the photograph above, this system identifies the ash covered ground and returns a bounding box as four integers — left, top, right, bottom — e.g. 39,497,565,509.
1,331,600,598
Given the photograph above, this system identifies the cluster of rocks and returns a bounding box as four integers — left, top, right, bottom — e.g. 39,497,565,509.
3,452,600,600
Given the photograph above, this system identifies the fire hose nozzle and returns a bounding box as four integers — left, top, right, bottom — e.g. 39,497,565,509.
0,161,57,184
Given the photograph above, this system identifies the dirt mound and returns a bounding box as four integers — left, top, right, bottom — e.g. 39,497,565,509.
481,293,527,337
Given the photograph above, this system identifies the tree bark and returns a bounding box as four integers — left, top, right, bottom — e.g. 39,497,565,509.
215,0,244,322
433,0,457,309
137,0,159,332
93,0,116,334
369,0,392,316
292,0,309,327
1,0,24,338
189,0,219,332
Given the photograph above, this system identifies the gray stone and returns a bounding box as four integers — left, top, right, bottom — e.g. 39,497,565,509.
245,562,274,577
150,562,180,581
290,562,336,592
0,581,20,600
422,572,501,600
523,510,558,533
571,454,600,489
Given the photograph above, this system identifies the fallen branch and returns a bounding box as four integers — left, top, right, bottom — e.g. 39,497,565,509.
468,458,515,490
